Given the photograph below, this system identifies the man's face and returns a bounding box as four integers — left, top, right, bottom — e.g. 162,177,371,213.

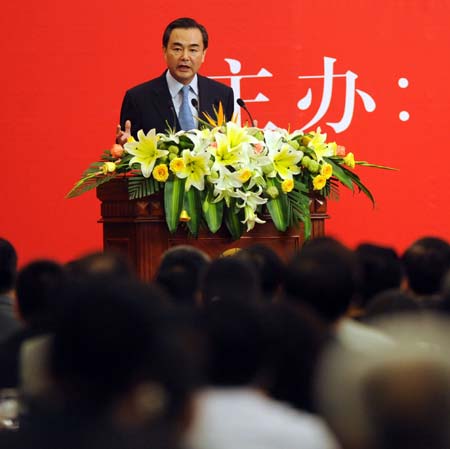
163,27,206,85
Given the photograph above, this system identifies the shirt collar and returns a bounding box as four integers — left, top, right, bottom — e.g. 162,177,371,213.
166,71,199,98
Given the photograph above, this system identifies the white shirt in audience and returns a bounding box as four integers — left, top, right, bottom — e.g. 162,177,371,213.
184,387,339,449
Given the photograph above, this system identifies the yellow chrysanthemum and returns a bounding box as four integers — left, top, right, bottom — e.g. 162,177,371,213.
320,162,333,179
170,157,185,173
238,168,252,183
101,162,117,175
313,174,327,191
281,179,294,193
152,164,169,182
343,152,355,168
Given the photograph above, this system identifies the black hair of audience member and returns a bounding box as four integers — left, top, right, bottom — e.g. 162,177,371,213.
154,246,210,307
235,244,285,302
262,300,328,413
0,237,18,294
284,237,358,325
354,243,403,308
50,278,197,426
363,288,421,322
16,260,68,328
401,236,450,296
201,300,268,387
200,256,261,305
66,250,135,280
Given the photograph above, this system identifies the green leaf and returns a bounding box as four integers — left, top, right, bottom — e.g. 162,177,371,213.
266,178,289,232
184,188,202,237
66,172,116,199
324,157,354,191
224,199,244,240
128,176,161,200
202,192,223,233
287,179,312,239
164,177,186,233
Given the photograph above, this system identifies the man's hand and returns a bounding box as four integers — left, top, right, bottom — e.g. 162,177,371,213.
115,120,131,145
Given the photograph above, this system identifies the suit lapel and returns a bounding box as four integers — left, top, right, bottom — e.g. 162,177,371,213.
198,75,219,120
151,73,179,130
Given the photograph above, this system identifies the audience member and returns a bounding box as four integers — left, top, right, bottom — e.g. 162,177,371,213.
154,246,210,307
316,314,450,449
184,299,339,449
0,260,68,388
236,244,285,302
353,243,404,317
2,277,199,449
200,256,261,305
285,237,392,352
401,236,450,308
363,288,421,323
0,237,21,343
67,250,136,281
262,301,328,413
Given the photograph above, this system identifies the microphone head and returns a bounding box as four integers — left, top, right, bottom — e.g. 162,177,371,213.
191,98,199,109
237,98,246,108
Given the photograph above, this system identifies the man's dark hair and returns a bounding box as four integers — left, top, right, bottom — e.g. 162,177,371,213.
16,260,68,326
236,244,285,302
154,246,210,307
66,250,135,281
284,237,358,324
201,256,261,305
402,236,450,295
355,243,403,307
201,300,267,386
50,278,196,419
162,17,209,49
0,238,18,294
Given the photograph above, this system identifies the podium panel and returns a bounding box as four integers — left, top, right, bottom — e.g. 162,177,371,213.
97,178,328,281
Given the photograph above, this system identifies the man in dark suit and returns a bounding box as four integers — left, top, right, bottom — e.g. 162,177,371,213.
118,17,234,140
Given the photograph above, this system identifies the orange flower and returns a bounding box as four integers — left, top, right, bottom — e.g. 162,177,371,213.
110,144,124,159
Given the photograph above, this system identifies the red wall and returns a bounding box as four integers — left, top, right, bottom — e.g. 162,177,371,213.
1,0,449,266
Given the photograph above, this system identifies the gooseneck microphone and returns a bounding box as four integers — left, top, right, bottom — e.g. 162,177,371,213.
191,98,199,110
237,98,255,127
168,102,177,130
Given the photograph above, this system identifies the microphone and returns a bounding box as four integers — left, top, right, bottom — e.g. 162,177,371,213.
237,98,255,127
191,98,199,110
168,102,177,130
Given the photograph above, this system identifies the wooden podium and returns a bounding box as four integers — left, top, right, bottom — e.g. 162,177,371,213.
97,178,328,281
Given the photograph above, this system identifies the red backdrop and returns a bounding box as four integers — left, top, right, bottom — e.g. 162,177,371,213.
1,0,449,266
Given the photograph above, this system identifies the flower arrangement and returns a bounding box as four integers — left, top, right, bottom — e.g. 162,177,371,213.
67,106,395,239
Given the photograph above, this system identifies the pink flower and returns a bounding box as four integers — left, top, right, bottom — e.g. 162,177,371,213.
254,143,264,154
110,144,124,159
336,145,346,156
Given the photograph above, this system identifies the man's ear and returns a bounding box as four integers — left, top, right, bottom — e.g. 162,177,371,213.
201,49,207,63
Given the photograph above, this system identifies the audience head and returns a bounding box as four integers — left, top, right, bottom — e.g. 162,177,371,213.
285,237,358,325
16,260,68,327
402,236,450,296
0,237,18,295
363,288,420,323
201,256,260,305
201,300,267,387
262,300,328,412
154,245,210,307
355,243,403,308
316,314,450,449
67,250,135,281
236,244,285,302
50,278,197,437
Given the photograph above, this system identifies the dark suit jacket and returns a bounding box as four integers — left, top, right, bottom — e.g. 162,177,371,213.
120,72,235,137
